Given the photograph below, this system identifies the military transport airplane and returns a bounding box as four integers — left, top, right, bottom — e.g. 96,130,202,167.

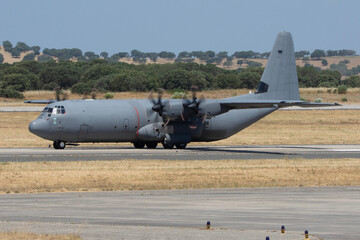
27,32,339,149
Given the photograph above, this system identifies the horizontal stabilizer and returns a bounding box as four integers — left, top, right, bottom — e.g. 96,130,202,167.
24,100,57,104
220,100,341,109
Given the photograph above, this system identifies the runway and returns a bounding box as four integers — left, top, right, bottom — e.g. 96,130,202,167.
0,145,359,162
0,187,359,239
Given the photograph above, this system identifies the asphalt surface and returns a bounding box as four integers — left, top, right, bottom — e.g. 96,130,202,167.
0,187,359,240
0,146,359,239
0,145,359,162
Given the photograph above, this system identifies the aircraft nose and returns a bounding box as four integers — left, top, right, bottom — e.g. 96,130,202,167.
29,119,49,136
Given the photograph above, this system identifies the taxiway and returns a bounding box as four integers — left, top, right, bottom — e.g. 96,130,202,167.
0,145,359,162
0,187,359,239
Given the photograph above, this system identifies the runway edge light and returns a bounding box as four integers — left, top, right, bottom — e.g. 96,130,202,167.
305,229,309,239
281,225,285,233
206,221,211,229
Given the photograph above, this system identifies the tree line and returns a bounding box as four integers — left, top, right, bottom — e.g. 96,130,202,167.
1,40,357,67
1,59,359,99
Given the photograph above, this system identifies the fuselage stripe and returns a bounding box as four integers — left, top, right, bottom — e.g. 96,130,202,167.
135,107,140,136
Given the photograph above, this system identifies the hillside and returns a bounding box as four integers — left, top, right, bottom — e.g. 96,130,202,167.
1,45,360,72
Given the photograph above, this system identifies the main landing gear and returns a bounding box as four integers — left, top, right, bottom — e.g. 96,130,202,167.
133,141,187,149
133,141,158,149
53,140,66,149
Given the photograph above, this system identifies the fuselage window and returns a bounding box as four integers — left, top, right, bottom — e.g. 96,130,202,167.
61,106,66,114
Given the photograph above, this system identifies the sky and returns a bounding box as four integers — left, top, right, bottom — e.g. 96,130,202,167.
1,0,360,55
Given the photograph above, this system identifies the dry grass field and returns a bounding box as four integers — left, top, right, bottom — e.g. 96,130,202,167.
1,158,359,194
0,110,359,148
0,88,359,106
0,231,81,240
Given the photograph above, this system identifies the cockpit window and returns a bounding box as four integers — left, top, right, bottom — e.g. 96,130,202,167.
39,106,65,119
47,108,53,117
53,106,66,115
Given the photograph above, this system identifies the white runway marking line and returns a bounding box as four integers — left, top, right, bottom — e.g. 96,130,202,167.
332,149,360,152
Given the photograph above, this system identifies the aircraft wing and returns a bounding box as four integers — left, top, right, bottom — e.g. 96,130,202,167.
24,100,57,104
220,100,341,109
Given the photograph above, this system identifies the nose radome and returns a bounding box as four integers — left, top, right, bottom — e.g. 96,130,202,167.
28,120,36,134
29,119,48,136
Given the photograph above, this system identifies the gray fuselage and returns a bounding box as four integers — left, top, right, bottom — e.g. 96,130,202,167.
29,98,276,144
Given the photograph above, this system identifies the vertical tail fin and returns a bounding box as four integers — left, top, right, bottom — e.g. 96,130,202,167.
255,32,300,100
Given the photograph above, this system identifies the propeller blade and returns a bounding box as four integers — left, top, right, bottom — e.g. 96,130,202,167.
149,89,166,117
62,93,69,101
202,113,207,123
91,88,98,100
54,87,61,101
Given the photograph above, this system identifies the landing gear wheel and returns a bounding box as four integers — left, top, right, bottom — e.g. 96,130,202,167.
53,140,66,149
133,142,145,149
162,142,174,149
146,142,158,149
175,143,187,149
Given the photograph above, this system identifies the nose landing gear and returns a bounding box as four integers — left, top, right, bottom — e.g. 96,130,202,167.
53,140,66,149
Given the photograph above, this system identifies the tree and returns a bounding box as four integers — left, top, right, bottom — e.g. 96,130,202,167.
84,51,99,60
326,50,338,57
0,88,24,98
10,48,21,58
232,51,256,59
23,53,36,61
17,60,43,75
313,70,340,87
39,63,82,89
81,63,119,82
338,49,356,56
260,52,271,59
118,52,129,58
37,54,54,63
215,73,241,89
0,54,4,63
159,51,176,59
310,49,326,60
14,42,30,52
100,52,108,58
30,46,41,55
204,50,215,59
216,51,228,59
343,75,360,87
71,82,92,94
110,71,149,92
178,51,189,58
3,40,12,52
0,74,31,92
223,59,233,68
246,61,262,67
131,49,144,58
145,52,158,62
295,51,310,59
321,59,328,66
43,48,83,60
303,56,310,62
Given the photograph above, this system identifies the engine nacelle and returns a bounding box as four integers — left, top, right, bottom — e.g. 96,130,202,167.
162,100,184,119
198,100,226,117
